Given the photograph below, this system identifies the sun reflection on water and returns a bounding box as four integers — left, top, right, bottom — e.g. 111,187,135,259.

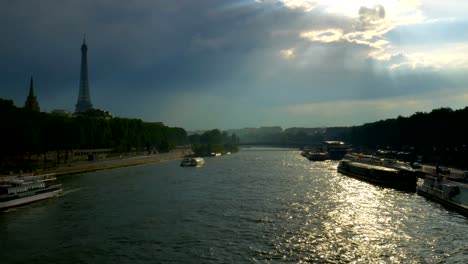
319,175,415,262
266,156,422,263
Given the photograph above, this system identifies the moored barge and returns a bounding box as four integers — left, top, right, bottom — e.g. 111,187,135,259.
338,155,418,191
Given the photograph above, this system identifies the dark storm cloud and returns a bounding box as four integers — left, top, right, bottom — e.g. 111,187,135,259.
0,0,349,100
0,0,461,128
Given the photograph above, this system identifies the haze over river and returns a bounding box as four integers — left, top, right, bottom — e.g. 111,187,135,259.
1,148,467,263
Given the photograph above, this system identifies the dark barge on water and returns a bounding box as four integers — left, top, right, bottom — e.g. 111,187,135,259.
337,154,418,191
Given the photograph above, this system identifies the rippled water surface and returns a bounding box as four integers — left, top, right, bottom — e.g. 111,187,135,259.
1,148,467,263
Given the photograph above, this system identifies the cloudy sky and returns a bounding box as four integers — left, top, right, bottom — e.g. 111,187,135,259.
1,0,468,130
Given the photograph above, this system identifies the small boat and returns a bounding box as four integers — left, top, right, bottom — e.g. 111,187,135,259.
180,157,205,167
306,151,328,161
301,148,328,161
0,174,62,210
417,175,468,216
301,141,350,161
322,141,349,160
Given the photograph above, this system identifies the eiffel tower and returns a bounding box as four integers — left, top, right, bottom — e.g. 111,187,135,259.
75,36,93,113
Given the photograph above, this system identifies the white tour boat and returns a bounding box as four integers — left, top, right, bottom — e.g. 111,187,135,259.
0,173,62,210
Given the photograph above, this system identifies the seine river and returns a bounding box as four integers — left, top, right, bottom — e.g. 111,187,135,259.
1,148,467,263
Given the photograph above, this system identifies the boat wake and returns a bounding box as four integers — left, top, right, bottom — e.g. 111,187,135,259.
1,208,18,213
59,188,82,196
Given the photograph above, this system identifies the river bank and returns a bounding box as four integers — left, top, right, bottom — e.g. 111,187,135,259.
0,149,191,178
2,149,466,263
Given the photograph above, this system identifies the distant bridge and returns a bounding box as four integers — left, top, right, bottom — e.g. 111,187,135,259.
240,147,299,151
238,142,321,148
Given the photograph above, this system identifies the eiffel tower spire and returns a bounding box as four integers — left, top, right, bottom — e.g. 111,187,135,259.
29,76,34,97
75,35,93,113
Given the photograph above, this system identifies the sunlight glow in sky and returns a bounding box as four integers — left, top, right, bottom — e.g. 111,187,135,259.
1,0,468,130
280,0,416,17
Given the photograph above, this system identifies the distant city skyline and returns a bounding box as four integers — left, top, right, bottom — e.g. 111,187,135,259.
1,1,468,130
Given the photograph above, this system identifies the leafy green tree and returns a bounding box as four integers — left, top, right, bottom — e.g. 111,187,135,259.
0,98,189,171
189,129,240,156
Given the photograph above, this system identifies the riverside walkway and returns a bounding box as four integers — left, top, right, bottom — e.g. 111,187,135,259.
1,149,192,178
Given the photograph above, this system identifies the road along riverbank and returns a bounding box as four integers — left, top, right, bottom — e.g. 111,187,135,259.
1,149,192,178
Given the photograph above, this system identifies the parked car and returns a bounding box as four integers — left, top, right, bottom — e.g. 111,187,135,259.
411,162,422,169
